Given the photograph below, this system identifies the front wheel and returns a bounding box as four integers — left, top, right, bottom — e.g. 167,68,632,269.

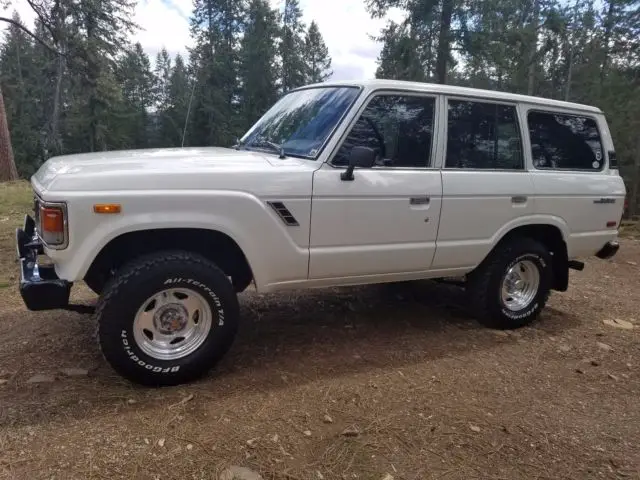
96,251,239,386
467,237,552,329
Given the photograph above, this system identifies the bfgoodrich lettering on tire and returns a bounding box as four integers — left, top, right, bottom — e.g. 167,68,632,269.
96,250,239,386
467,237,552,329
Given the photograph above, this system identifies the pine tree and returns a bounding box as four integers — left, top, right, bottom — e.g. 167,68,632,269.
166,54,191,146
0,88,18,180
280,0,306,91
303,21,332,83
152,47,173,147
0,13,41,176
367,0,462,84
154,48,172,110
375,21,426,81
239,0,279,128
69,0,137,151
188,0,242,147
115,42,154,148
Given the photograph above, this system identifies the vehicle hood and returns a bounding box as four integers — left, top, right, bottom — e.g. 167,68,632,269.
32,147,317,193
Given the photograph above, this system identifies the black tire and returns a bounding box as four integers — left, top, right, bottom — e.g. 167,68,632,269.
84,269,108,295
231,270,253,293
96,250,239,386
467,237,552,329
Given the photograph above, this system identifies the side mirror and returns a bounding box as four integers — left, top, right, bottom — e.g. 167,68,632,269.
340,146,376,181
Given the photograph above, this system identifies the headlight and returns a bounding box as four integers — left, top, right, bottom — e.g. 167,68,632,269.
36,197,68,249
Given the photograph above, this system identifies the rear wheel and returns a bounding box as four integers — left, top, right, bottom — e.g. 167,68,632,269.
96,250,239,386
467,237,552,329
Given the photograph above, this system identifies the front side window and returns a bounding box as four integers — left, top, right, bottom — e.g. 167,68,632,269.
239,86,360,159
446,100,523,169
528,111,603,170
333,94,436,168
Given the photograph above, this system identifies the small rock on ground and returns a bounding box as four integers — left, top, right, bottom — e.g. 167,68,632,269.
558,344,571,352
469,424,481,433
382,475,394,480
603,318,634,330
341,426,360,437
219,466,263,480
26,374,55,384
323,414,333,424
597,342,613,351
59,368,89,377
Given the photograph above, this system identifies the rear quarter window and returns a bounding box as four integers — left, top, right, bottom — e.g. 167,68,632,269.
527,111,604,171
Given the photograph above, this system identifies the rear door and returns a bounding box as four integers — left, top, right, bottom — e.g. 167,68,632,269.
524,108,626,258
432,97,536,270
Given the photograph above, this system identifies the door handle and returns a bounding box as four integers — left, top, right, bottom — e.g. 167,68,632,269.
511,196,527,204
410,196,430,205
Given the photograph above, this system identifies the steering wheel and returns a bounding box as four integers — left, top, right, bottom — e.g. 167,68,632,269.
364,116,386,159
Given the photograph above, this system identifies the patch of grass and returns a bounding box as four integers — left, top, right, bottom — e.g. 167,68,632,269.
0,180,32,286
619,220,639,238
0,180,33,213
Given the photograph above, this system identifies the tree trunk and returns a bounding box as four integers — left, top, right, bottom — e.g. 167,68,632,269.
0,88,19,181
49,53,65,155
527,0,540,95
435,0,454,84
600,0,615,87
630,136,640,219
565,46,574,101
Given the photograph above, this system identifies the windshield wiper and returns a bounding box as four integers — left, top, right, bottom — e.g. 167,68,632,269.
233,138,245,150
255,139,286,159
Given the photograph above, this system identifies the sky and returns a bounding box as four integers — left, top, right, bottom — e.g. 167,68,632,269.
0,0,404,80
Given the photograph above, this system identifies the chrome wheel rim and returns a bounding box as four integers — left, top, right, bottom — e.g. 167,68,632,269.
500,260,540,312
133,288,213,361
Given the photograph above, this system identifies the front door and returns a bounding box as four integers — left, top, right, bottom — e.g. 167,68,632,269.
309,92,443,281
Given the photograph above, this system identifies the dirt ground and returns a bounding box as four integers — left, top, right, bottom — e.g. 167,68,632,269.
1,181,639,480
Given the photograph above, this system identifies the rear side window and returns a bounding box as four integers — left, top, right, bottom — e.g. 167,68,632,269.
527,111,604,170
446,100,523,169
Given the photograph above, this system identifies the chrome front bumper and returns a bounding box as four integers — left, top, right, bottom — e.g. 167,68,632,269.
16,214,71,311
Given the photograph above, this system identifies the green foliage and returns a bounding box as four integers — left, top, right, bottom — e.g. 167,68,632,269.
239,0,279,127
188,0,243,147
304,21,332,83
280,0,306,92
0,14,43,176
115,43,154,148
372,0,640,215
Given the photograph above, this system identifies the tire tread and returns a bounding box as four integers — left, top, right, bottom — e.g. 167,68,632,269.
467,237,551,329
95,250,238,386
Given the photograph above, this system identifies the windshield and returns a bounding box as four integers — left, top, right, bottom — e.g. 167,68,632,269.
239,86,361,159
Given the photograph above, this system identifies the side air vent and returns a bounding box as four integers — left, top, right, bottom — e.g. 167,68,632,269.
267,201,299,226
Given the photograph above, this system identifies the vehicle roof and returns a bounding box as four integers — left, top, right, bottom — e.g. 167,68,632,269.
305,79,602,114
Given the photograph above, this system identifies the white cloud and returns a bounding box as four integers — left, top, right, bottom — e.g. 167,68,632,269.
131,0,192,62
293,0,404,80
1,0,403,79
0,1,37,43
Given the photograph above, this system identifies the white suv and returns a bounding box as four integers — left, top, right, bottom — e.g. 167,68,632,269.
16,80,626,386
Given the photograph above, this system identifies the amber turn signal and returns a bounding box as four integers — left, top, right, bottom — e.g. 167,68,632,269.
93,204,122,214
41,206,65,233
